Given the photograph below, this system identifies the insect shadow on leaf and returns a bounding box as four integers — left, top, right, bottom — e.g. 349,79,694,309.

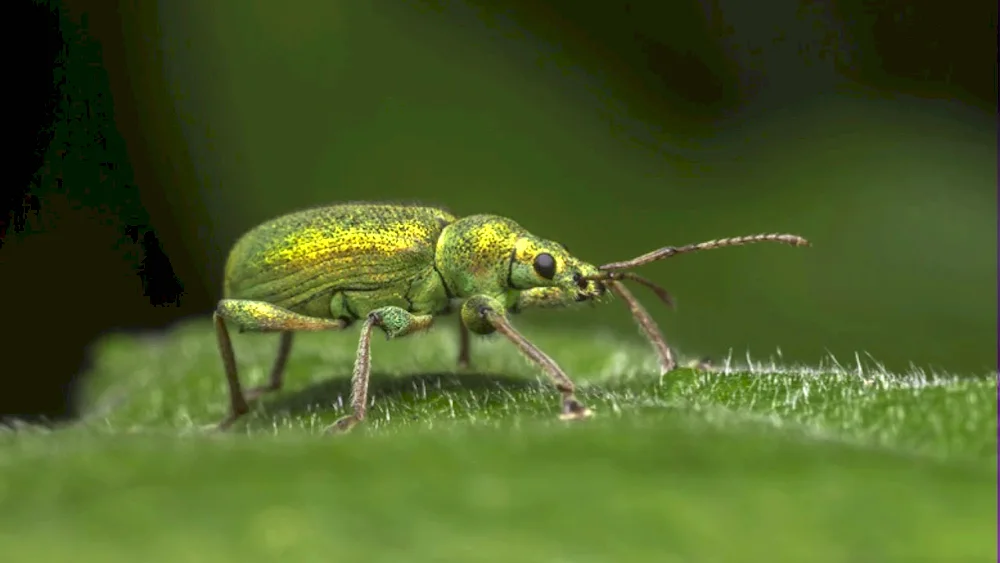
253,371,540,421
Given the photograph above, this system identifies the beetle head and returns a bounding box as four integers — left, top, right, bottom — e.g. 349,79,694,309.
507,235,609,303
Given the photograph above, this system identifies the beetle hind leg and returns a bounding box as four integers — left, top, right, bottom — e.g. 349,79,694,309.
213,299,347,430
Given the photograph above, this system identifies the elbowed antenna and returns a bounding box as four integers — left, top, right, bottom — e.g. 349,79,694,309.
599,233,810,271
581,271,675,308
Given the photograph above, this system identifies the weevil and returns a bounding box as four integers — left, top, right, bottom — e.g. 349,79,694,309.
213,202,809,432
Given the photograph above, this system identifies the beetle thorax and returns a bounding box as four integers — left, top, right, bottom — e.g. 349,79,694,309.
433,215,526,298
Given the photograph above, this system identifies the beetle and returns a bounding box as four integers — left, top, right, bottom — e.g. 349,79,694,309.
213,202,809,432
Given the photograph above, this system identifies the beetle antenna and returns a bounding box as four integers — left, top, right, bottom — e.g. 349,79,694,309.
599,233,809,271
581,271,675,308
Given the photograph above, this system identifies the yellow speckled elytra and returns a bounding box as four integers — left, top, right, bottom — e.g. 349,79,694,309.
214,202,809,432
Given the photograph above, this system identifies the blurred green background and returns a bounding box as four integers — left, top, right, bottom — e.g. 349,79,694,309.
103,0,994,374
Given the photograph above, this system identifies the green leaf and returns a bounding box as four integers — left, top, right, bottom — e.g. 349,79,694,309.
2,318,995,563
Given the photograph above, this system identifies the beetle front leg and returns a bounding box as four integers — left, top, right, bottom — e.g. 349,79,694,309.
603,281,676,374
214,299,348,430
514,285,676,374
463,295,592,421
327,306,435,434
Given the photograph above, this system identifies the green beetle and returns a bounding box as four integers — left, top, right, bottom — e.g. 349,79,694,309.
214,202,809,432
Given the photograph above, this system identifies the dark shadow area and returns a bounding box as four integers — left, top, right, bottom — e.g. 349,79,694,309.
257,371,543,419
3,0,186,426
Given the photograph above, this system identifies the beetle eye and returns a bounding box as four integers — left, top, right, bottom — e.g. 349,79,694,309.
533,253,556,280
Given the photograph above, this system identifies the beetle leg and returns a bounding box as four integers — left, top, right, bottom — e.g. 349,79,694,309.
457,317,471,370
515,285,676,375
462,295,593,421
327,306,436,434
604,281,676,374
244,332,294,402
214,299,347,430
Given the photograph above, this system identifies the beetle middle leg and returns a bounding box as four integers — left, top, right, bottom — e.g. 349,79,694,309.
214,299,347,430
243,331,294,402
456,317,472,369
326,306,436,434
464,295,593,421
514,285,676,374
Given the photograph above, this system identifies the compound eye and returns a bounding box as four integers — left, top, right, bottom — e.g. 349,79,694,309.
533,253,556,280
